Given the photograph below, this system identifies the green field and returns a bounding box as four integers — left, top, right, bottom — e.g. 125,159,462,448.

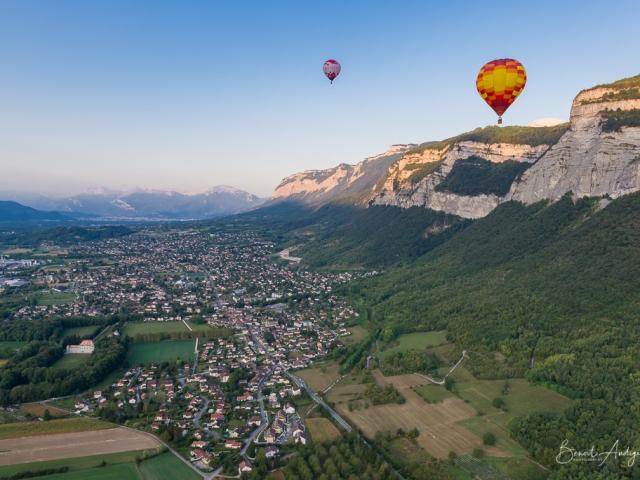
137,451,201,480
0,450,154,477
32,291,77,306
0,451,197,480
52,354,91,370
413,384,455,403
127,340,196,365
62,326,100,338
381,331,449,359
0,417,113,440
41,464,139,480
339,325,369,345
123,321,229,338
446,370,573,457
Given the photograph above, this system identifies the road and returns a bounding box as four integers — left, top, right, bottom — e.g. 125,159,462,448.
240,368,272,455
415,350,467,385
285,371,352,433
193,398,210,430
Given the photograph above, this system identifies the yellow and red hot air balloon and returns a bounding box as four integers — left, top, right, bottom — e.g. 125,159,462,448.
476,58,526,124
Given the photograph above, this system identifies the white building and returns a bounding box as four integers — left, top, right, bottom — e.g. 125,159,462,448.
66,339,95,354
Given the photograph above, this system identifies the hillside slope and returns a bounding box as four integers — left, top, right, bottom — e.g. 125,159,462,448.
0,201,71,223
346,193,640,477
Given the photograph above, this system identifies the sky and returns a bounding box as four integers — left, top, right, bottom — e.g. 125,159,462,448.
1,0,638,197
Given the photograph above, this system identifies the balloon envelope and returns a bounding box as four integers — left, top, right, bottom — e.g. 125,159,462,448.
323,59,341,83
476,59,526,121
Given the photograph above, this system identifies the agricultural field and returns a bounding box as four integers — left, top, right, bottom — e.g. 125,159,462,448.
62,326,100,338
3,451,195,480
413,383,455,403
41,463,139,480
137,451,201,480
20,403,68,418
51,354,90,370
297,360,342,392
450,370,572,457
335,370,505,458
0,417,112,440
126,340,195,365
305,417,342,443
0,427,160,466
380,331,449,359
0,450,153,478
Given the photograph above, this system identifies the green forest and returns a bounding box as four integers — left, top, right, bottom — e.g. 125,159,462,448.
339,194,640,478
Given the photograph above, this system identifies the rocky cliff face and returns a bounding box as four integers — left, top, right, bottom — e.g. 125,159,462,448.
508,86,640,203
271,75,640,219
371,141,551,218
272,145,414,205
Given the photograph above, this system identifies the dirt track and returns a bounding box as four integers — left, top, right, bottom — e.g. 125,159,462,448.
335,371,507,458
0,427,160,465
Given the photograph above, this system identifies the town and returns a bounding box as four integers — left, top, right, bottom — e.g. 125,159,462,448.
0,228,374,476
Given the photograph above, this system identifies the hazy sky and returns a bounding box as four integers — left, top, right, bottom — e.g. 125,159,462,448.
1,0,638,197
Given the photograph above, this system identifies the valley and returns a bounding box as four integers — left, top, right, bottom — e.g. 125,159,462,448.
1,73,640,480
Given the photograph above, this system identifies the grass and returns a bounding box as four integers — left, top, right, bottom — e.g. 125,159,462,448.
297,361,341,392
0,341,27,350
123,321,229,339
485,456,548,480
52,354,91,370
0,450,155,477
448,371,572,457
138,451,201,480
413,384,455,403
380,331,449,359
305,417,342,443
0,417,113,440
20,403,69,418
126,340,196,365
339,325,368,346
31,291,77,306
62,326,100,338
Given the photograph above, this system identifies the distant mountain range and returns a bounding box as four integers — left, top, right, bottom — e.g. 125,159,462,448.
0,201,72,223
0,186,265,221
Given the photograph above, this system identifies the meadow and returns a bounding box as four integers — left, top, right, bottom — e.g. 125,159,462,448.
62,326,100,338
51,354,90,370
126,340,196,365
122,321,230,340
380,331,449,359
338,325,369,346
305,417,342,443
297,360,342,392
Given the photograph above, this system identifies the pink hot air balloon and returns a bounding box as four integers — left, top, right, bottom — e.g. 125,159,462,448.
323,59,341,84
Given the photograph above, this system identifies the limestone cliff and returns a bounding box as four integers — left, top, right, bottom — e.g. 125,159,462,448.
271,144,414,205
271,74,640,219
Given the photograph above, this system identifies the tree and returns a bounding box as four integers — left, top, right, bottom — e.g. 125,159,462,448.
444,376,455,391
482,432,496,446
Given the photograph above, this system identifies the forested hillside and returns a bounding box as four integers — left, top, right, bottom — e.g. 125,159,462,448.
342,193,640,478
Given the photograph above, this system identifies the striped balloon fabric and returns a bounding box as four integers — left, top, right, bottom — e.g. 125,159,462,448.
476,58,527,124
